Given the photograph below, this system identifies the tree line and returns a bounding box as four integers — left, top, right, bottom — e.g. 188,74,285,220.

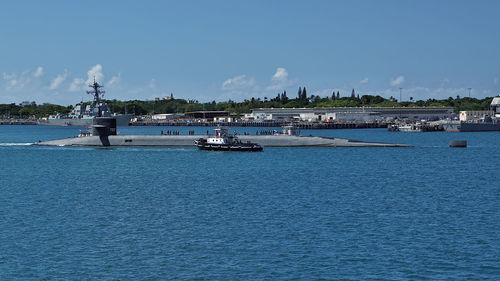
1,87,496,118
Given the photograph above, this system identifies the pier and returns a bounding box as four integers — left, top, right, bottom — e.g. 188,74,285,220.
0,119,38,125
129,120,391,129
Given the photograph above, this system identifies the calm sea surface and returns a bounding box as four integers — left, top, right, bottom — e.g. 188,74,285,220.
1,125,499,280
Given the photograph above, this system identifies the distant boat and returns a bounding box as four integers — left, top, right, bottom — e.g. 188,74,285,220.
388,122,424,132
38,80,133,127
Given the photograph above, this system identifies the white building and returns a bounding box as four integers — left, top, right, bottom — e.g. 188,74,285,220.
459,110,493,122
151,113,184,120
213,116,234,122
243,107,453,122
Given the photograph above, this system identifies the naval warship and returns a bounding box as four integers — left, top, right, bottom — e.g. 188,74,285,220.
442,96,500,132
38,80,133,127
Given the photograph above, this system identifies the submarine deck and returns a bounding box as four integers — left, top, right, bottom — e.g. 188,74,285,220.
35,134,412,147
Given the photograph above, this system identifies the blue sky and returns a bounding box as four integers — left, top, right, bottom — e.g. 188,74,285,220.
1,0,499,105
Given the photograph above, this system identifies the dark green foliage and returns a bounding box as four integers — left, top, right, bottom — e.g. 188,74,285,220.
1,93,495,118
0,103,71,118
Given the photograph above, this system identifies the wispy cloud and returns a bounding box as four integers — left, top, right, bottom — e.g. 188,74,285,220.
494,77,498,85
108,73,121,87
267,67,295,91
390,75,405,86
49,70,69,90
33,66,44,78
86,64,104,85
69,78,85,92
2,70,40,91
360,77,369,84
221,74,256,90
3,72,20,90
218,67,297,101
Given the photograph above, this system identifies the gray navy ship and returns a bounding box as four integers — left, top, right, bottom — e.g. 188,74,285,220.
38,80,133,127
442,96,500,132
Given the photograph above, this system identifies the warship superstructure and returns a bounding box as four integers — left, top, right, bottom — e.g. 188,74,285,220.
38,80,133,126
443,96,500,132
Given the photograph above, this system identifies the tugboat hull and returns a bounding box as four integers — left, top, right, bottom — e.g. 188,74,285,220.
195,139,263,152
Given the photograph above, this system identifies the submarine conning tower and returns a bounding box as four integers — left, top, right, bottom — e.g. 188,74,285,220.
91,117,117,136
86,79,117,138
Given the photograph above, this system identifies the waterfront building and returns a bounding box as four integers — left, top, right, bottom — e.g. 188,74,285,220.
459,110,494,122
184,111,230,119
243,107,454,122
151,113,185,120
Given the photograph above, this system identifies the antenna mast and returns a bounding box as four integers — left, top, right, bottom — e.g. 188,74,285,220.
86,77,105,117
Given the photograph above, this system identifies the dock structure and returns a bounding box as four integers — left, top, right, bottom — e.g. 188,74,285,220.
130,120,391,129
0,119,38,125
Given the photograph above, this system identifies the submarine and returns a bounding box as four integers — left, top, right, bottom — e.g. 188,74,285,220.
34,81,411,148
35,118,412,148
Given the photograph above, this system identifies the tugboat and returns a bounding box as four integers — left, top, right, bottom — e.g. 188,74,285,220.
195,127,263,152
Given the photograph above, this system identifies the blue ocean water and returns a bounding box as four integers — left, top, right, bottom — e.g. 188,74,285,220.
0,125,499,280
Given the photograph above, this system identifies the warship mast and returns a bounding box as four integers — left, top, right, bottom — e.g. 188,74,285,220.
86,77,105,117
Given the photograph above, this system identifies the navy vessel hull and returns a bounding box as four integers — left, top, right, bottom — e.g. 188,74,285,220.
443,121,500,132
35,134,412,147
196,143,263,152
38,114,133,127
195,137,263,151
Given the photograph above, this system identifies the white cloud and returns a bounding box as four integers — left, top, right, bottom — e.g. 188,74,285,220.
86,64,104,85
218,67,296,100
494,78,498,85
3,72,18,90
221,75,256,90
69,78,85,92
360,77,369,84
3,72,16,81
49,70,68,90
2,71,32,91
33,66,44,78
108,73,121,87
2,67,48,93
390,75,405,86
272,67,288,82
267,67,295,91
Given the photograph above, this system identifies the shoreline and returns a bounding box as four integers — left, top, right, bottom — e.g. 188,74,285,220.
1,119,390,129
